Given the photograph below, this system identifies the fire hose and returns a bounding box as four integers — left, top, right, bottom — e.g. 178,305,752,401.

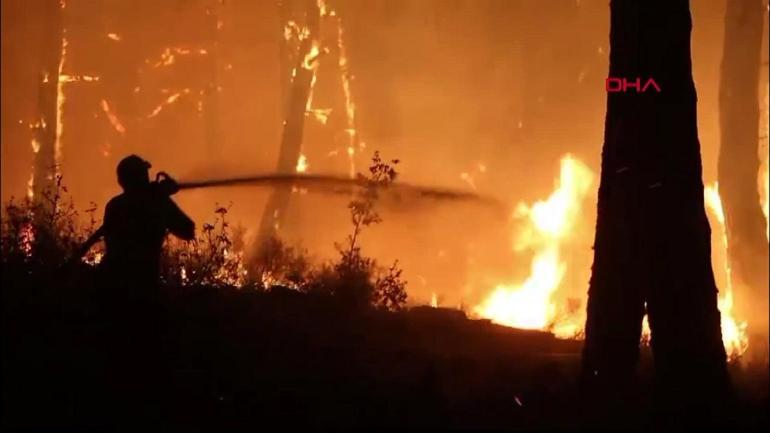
173,173,503,208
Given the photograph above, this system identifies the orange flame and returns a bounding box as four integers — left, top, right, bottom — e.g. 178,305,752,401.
100,99,126,136
147,89,190,118
296,153,309,173
704,183,749,358
19,222,35,258
475,155,593,337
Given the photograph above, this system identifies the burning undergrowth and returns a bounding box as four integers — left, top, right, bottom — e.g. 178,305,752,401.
1,174,93,272
0,153,752,358
160,152,408,312
1,153,407,313
469,154,751,360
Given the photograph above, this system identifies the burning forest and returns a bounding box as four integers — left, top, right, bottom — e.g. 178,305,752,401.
1,0,768,431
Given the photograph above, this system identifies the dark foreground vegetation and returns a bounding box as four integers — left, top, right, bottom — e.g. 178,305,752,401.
1,158,767,431
2,271,768,432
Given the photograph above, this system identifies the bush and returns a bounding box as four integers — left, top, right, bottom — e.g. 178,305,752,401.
161,204,249,289
303,152,408,311
2,153,408,312
1,175,93,273
250,235,312,290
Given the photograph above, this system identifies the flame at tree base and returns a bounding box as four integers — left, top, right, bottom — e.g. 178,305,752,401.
474,155,592,338
704,183,749,358
474,156,749,360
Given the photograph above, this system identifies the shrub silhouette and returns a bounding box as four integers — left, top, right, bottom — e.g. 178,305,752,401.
2,153,408,312
1,175,93,274
305,152,408,311
161,203,249,288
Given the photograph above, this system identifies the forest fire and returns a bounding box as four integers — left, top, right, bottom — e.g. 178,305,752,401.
473,161,750,359
704,183,749,358
474,155,593,339
1,0,768,430
296,153,309,173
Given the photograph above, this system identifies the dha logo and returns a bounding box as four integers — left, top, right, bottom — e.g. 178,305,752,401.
606,77,661,93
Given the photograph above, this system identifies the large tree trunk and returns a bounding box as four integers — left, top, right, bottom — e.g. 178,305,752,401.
257,0,320,242
718,0,768,336
204,0,224,164
31,1,64,202
581,0,729,426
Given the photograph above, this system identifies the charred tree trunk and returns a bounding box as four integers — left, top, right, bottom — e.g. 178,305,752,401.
718,0,768,334
31,1,64,202
257,0,320,242
203,0,225,164
581,0,729,426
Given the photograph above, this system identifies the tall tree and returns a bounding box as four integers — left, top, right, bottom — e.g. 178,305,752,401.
718,0,768,335
31,1,64,202
257,0,320,242
581,0,729,425
203,0,225,164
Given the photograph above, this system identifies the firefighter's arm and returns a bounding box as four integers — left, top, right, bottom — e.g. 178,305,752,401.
155,172,180,196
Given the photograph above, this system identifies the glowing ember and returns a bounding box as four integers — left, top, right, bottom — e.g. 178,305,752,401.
335,15,358,178
82,251,103,266
100,99,126,136
19,222,35,258
308,107,332,124
59,74,99,83
150,47,208,68
284,21,310,42
303,43,321,70
475,155,593,335
180,266,188,285
55,34,67,172
296,153,309,173
26,173,35,200
704,183,749,358
147,89,190,118
214,249,248,287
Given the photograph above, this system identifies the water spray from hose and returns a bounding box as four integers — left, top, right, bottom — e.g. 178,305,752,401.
175,172,504,209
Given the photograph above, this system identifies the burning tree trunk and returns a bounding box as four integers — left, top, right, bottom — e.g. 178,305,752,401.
717,0,768,335
30,1,64,203
257,0,320,242
203,0,225,163
581,0,729,423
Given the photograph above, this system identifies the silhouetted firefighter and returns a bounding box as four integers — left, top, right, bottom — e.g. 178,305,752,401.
76,155,195,424
79,154,195,296
581,0,730,427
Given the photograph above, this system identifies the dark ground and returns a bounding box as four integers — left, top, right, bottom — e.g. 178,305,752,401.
2,266,767,432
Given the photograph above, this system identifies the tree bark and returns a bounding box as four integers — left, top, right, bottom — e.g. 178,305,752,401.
581,0,729,425
257,0,320,242
32,1,64,202
718,0,768,333
204,0,224,164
